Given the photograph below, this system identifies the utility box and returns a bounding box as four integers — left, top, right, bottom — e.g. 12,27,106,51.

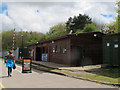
22,58,32,73
103,33,120,66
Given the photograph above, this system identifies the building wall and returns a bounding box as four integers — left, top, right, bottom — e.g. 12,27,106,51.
103,33,120,66
47,38,71,65
27,32,103,66
70,33,103,66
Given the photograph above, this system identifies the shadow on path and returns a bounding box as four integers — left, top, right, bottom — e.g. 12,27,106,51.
0,76,8,78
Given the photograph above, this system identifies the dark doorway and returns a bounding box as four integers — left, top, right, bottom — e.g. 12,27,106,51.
36,47,42,61
71,46,85,66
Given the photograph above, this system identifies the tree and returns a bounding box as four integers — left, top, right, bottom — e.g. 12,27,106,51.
92,20,106,33
113,16,120,33
100,1,120,34
113,1,120,33
75,24,98,33
45,23,67,39
2,30,45,51
105,22,116,34
2,30,13,51
66,14,92,33
26,32,44,45
82,24,98,33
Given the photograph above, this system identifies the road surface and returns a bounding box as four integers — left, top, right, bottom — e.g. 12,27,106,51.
0,59,117,88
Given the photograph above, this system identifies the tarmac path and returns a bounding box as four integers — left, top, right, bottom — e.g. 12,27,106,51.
0,59,117,88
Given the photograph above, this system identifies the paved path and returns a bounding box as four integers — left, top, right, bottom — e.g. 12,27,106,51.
0,59,116,88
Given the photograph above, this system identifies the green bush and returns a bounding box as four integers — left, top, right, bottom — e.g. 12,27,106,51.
83,24,98,32
75,29,83,33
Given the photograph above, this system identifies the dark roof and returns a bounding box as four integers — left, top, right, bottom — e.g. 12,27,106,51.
27,32,103,47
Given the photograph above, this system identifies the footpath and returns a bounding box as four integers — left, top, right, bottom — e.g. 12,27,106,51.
16,60,120,88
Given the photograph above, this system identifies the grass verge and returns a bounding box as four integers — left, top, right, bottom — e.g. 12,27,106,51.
52,69,120,84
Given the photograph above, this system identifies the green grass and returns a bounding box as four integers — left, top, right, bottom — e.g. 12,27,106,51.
75,74,119,83
53,69,120,84
86,67,120,78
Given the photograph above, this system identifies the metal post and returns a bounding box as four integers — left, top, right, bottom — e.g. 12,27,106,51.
21,35,23,58
12,28,15,50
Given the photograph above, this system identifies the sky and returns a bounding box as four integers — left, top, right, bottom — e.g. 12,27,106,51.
0,0,118,33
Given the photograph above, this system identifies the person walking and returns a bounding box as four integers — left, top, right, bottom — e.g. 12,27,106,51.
4,56,7,64
6,50,15,77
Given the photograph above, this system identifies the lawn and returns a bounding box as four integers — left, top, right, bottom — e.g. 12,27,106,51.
53,67,120,84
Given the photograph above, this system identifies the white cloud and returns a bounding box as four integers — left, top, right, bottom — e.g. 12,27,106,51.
1,1,117,33
2,0,116,2
1,14,14,30
84,2,117,24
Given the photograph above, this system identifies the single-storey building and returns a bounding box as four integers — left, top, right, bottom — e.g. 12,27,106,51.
103,33,120,66
27,32,104,66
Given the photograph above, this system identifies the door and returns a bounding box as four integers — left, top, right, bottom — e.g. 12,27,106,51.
103,38,112,66
71,46,84,66
36,47,42,61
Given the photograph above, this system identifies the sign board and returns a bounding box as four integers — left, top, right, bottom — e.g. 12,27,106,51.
41,53,48,61
22,58,32,73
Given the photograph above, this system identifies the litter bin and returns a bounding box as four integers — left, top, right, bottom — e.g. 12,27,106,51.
22,57,32,73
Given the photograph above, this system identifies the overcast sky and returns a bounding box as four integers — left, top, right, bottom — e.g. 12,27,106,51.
0,0,117,33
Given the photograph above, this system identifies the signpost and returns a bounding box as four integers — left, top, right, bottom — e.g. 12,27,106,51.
22,58,32,73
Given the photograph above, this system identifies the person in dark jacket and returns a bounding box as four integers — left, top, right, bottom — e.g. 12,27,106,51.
4,56,7,64
6,50,15,77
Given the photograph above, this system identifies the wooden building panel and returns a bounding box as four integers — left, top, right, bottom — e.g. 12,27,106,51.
47,38,71,65
70,32,103,66
27,32,103,66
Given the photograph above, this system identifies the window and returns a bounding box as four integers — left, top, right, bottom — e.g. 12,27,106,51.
55,45,67,53
53,48,55,53
56,45,61,53
114,44,118,48
63,48,67,53
107,43,110,46
61,45,67,53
